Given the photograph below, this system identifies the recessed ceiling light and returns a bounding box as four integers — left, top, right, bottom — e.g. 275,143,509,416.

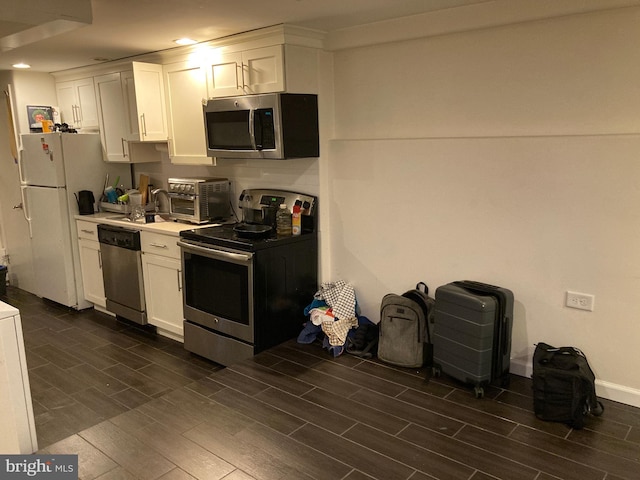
174,38,197,46
12,63,31,69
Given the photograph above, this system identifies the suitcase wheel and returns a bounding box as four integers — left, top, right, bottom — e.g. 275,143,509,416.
432,365,442,378
474,386,484,399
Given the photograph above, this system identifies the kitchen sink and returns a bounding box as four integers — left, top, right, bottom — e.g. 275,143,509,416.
107,214,173,224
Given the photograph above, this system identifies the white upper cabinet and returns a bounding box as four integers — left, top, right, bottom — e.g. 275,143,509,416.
94,72,130,162
94,62,168,163
122,62,168,141
206,45,285,97
163,61,212,165
55,78,99,130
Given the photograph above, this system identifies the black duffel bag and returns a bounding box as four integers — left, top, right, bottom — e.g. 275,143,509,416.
532,342,604,429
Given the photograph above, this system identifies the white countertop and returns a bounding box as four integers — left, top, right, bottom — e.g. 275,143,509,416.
75,212,218,236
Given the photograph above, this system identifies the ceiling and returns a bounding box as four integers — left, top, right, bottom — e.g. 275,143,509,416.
0,0,489,73
1,0,638,74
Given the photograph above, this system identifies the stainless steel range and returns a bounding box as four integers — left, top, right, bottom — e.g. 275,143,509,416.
178,189,318,366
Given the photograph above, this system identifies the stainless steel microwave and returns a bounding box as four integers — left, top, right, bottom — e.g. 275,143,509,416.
203,93,319,159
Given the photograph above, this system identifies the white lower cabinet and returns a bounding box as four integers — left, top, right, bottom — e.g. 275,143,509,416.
141,231,183,339
76,221,106,308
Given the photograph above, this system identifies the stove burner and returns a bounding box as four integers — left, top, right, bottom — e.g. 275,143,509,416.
180,222,314,251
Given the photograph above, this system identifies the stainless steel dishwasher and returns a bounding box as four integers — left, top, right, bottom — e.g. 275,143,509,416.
97,224,146,325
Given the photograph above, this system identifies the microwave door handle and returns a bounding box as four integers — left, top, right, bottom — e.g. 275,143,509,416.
249,108,257,150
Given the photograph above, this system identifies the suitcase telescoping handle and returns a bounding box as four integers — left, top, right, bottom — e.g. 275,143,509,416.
416,282,428,295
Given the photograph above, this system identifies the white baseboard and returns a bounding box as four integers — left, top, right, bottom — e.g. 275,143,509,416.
510,356,640,409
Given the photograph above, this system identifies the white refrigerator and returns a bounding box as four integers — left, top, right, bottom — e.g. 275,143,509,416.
19,133,131,309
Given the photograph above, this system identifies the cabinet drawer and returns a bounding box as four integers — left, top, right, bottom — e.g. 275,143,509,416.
77,220,99,241
141,231,180,259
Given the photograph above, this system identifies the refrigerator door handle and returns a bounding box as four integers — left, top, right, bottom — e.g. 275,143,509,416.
20,186,33,238
17,148,26,184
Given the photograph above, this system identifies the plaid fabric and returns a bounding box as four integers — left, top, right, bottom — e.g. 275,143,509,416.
316,280,356,320
322,316,359,346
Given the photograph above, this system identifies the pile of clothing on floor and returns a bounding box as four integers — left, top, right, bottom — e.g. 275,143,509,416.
297,280,378,357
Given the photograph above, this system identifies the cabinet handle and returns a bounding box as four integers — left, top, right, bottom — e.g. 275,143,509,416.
140,113,147,137
149,242,167,249
80,229,94,235
121,138,128,157
177,269,182,291
98,250,102,270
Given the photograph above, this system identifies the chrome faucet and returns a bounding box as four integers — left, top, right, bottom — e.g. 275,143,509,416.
150,188,169,213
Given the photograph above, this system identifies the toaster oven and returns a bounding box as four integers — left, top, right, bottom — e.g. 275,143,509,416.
168,177,230,224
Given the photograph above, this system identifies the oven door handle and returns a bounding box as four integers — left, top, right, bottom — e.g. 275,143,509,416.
178,240,253,264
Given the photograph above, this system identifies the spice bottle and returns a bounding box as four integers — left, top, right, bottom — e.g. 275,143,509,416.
292,204,301,236
276,204,292,236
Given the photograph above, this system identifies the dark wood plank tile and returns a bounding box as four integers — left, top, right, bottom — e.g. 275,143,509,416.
128,343,213,380
72,387,129,419
311,360,408,397
354,359,455,398
302,387,409,435
184,376,226,397
260,343,326,367
398,387,518,436
157,468,198,480
255,386,356,434
102,363,172,397
211,386,306,435
79,420,176,480
342,422,476,480
32,385,75,411
31,343,84,369
135,397,203,434
456,424,606,480
67,363,129,395
124,421,236,480
397,422,539,480
206,368,270,396
30,362,90,395
41,433,118,479
137,362,197,390
447,388,571,437
109,387,152,410
60,344,120,371
94,467,137,479
184,420,315,480
350,388,465,436
95,344,152,370
510,424,639,479
289,422,413,480
228,359,315,396
266,358,362,397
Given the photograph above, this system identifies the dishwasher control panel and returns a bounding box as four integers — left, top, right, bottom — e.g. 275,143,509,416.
97,224,141,250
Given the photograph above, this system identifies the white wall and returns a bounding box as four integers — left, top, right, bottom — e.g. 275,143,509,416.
328,6,640,405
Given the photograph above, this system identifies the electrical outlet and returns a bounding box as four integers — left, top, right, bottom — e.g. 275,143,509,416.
566,291,595,311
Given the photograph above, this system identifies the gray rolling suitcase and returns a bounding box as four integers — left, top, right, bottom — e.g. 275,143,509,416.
432,280,513,398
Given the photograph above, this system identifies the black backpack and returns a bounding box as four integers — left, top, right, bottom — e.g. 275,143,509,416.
378,282,434,368
532,342,604,429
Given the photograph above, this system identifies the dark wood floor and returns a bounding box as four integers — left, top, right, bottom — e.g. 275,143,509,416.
2,286,639,480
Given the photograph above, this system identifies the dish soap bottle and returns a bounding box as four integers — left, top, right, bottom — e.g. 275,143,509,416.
276,204,292,236
292,204,301,236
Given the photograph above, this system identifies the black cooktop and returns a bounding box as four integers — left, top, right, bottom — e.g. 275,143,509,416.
180,223,316,251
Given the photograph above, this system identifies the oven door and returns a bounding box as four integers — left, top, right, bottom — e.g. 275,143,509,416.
178,239,254,343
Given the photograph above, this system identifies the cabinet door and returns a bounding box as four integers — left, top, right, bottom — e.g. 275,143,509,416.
131,62,168,141
75,78,99,129
94,73,129,162
142,253,183,337
206,51,244,97
55,81,78,126
163,61,212,165
242,45,285,94
55,79,98,130
78,238,106,308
